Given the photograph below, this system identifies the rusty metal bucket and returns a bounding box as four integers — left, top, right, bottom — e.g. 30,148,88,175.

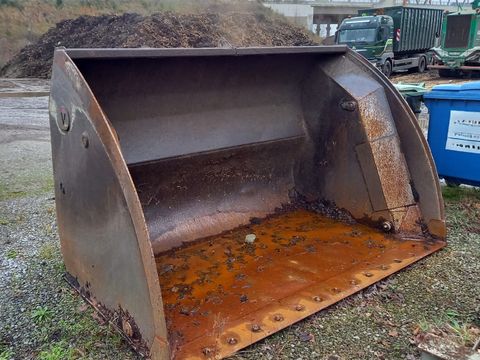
49,46,446,360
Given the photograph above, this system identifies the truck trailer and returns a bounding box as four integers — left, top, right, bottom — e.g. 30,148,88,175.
335,7,443,77
431,0,480,76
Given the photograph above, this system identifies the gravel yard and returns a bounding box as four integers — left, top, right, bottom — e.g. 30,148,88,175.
1,77,479,360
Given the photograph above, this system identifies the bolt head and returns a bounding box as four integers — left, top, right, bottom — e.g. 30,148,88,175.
273,314,284,322
202,347,213,356
251,324,261,332
382,221,393,232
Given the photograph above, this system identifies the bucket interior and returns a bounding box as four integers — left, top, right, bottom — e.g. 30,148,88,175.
155,210,442,358
73,53,444,358
76,54,325,253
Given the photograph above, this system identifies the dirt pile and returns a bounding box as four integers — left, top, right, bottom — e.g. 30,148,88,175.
0,10,318,78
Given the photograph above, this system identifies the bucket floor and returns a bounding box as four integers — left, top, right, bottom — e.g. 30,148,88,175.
155,209,444,359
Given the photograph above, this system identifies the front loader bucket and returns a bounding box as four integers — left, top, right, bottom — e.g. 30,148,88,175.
49,46,446,359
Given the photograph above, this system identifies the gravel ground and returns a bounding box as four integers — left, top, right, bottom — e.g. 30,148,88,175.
0,79,138,359
1,78,479,360
0,196,138,360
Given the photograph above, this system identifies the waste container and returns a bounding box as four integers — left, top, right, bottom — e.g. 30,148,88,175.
394,82,426,118
424,82,480,186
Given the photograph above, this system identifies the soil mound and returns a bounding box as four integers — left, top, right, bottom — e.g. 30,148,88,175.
1,10,318,78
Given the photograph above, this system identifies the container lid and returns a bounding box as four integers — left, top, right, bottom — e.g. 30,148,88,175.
424,81,480,101
394,82,426,96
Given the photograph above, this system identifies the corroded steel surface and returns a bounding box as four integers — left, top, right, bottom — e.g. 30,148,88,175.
50,46,447,360
49,49,169,358
156,209,445,359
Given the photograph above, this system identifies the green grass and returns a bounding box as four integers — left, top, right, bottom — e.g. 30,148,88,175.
0,175,53,202
38,242,57,260
409,195,480,352
5,250,135,359
415,309,478,348
447,319,474,346
0,349,14,360
5,249,17,259
0,183,27,201
32,306,53,323
442,185,480,202
37,341,74,360
0,140,54,201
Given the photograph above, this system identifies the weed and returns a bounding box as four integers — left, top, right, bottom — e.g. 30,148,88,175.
53,260,65,273
37,342,73,360
444,311,475,346
0,218,9,225
32,306,53,323
38,242,57,260
417,309,478,348
418,318,431,332
0,349,14,360
447,320,473,346
5,249,17,259
445,309,460,320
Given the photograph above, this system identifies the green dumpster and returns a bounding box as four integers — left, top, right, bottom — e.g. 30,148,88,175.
394,82,427,118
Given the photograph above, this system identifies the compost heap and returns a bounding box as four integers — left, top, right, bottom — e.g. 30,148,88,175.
0,11,318,78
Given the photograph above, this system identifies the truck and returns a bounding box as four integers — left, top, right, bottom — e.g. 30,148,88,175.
430,0,480,76
335,6,444,77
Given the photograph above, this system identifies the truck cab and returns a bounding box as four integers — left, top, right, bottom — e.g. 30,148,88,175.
431,6,480,76
336,7,443,77
336,15,394,73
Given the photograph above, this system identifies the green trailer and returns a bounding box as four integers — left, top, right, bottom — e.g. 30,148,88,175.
335,6,443,77
430,1,480,76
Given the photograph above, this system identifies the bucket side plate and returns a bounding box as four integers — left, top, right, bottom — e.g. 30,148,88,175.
49,49,168,358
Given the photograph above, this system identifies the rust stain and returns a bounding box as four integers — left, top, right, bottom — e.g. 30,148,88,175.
358,89,395,142
155,209,445,359
370,136,415,210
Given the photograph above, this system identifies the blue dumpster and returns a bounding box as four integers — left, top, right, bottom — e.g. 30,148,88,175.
424,82,480,187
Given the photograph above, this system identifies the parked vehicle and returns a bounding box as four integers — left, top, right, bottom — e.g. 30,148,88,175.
336,6,443,77
431,0,480,77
